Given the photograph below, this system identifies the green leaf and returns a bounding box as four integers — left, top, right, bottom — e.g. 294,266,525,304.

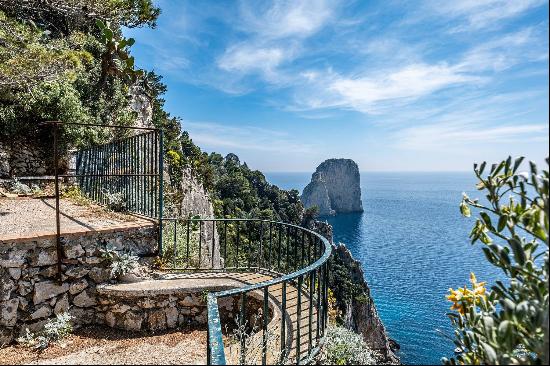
481,342,497,363
104,28,114,42
504,156,512,174
95,19,106,30
480,212,494,231
479,161,487,175
497,215,507,232
460,201,471,217
508,237,526,266
512,157,524,173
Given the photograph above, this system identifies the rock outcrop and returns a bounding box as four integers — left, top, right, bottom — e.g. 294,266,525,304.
301,159,363,216
164,167,221,269
332,244,400,364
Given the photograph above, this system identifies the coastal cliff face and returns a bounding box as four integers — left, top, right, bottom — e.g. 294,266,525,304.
309,220,400,364
301,159,363,216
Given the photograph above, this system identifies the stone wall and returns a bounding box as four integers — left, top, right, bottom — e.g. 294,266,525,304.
95,287,268,333
0,225,158,346
0,141,48,178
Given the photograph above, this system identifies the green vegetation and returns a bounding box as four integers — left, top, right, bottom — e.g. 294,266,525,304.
99,243,139,280
17,313,73,350
320,325,379,365
0,0,183,169
178,134,304,224
444,157,549,365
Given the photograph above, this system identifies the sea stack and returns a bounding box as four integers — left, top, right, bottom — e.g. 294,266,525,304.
301,158,363,216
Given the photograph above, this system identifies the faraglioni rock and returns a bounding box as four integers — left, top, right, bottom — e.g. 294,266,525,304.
301,158,363,216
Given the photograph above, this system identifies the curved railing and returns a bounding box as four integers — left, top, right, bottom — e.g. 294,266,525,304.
161,218,332,365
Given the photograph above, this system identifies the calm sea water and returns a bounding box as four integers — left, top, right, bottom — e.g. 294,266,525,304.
265,172,505,365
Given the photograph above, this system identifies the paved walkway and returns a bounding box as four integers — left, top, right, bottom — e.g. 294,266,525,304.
0,198,154,242
158,272,320,365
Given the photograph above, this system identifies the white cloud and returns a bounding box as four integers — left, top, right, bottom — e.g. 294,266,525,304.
430,0,546,32
290,23,547,115
238,0,336,39
217,43,298,82
215,0,336,83
292,63,483,114
330,63,479,112
394,122,549,151
182,121,315,154
456,27,547,72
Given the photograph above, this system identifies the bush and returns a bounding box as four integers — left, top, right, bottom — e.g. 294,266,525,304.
99,243,139,279
320,325,379,365
17,313,73,350
444,157,549,365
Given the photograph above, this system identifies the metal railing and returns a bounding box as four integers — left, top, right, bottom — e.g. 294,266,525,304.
74,129,163,218
42,121,164,278
162,218,332,365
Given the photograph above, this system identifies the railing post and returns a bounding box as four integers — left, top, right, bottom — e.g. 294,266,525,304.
158,130,164,256
262,286,269,365
207,293,226,365
280,280,287,364
240,292,247,365
53,122,63,282
296,275,303,365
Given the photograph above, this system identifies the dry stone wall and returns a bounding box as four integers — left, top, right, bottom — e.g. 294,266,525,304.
0,141,48,178
0,225,157,346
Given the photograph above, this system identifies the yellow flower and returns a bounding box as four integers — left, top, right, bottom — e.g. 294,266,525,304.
447,273,487,314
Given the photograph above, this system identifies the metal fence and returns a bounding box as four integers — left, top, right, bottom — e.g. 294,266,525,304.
161,218,332,365
74,129,163,218
43,121,164,278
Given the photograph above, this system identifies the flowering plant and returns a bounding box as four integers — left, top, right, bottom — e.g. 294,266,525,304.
444,157,548,365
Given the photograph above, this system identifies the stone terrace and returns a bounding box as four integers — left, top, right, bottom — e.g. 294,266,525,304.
0,197,155,242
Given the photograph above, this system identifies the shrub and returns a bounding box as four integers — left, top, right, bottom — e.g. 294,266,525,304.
103,190,128,212
320,325,379,365
444,157,549,365
99,243,139,279
17,313,73,350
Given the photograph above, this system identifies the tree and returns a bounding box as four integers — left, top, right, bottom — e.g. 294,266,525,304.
444,157,549,365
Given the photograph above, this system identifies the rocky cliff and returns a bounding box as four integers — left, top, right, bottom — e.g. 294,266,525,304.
309,220,400,364
301,159,363,216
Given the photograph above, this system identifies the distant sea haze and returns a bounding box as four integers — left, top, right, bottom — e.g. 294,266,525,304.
265,171,506,365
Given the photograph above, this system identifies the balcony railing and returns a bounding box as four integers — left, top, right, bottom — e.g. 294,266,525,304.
161,218,332,365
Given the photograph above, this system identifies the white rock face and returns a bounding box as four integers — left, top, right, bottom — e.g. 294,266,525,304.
301,159,363,216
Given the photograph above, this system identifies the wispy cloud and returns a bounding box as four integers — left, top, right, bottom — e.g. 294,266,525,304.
394,123,548,151
238,0,337,39
292,63,482,114
433,0,547,32
290,23,547,115
182,121,315,154
215,0,337,86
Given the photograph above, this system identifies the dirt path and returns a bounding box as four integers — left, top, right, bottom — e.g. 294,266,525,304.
0,327,207,365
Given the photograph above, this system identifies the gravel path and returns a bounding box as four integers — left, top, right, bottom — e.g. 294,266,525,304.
0,198,152,241
0,326,207,365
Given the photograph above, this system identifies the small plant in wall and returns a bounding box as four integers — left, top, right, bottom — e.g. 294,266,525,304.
17,313,74,350
99,243,139,280
103,190,128,212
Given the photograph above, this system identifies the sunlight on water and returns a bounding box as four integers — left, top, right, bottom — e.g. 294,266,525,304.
266,172,505,365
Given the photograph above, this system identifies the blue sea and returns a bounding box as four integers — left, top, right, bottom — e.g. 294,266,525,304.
265,172,505,365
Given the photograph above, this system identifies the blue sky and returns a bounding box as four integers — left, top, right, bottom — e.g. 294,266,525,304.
125,0,549,172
